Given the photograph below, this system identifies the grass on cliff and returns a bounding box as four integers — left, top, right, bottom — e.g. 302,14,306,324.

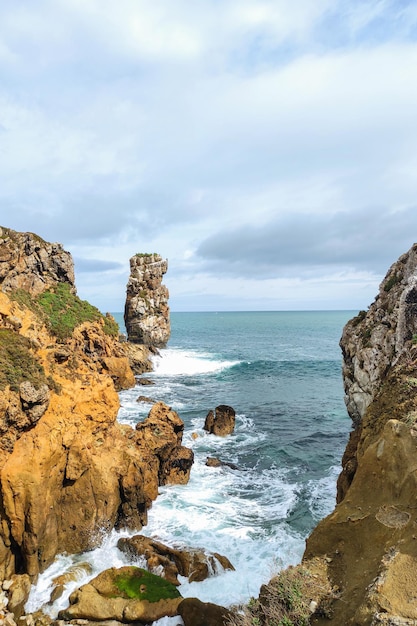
11,284,119,342
114,567,181,603
229,564,333,626
0,329,48,391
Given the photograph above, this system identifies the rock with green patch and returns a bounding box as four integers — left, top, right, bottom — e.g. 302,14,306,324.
59,566,182,623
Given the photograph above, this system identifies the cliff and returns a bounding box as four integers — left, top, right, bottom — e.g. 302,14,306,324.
229,244,417,626
302,243,417,625
124,253,170,347
0,228,192,583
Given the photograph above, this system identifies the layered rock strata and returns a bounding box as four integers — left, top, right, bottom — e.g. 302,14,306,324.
0,228,192,584
0,227,75,296
300,243,417,625
124,253,170,346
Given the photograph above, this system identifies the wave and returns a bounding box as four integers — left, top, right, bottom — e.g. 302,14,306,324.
151,348,241,377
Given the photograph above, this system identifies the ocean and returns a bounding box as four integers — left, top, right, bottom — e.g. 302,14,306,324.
27,310,355,618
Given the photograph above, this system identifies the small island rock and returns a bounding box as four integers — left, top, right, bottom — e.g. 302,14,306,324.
204,405,236,436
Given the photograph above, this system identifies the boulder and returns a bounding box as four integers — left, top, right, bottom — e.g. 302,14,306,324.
3,574,31,619
117,535,234,585
136,402,194,485
124,253,170,346
59,566,182,623
206,457,239,470
178,597,233,626
204,405,236,436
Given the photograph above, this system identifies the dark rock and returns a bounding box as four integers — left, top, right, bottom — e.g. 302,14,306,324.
137,378,155,386
178,597,233,626
206,457,239,470
136,396,155,404
204,405,236,436
117,535,235,586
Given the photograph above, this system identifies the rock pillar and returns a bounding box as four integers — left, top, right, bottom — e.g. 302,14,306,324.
124,253,170,347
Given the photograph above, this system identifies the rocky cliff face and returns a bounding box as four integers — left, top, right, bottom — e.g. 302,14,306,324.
0,227,75,296
0,228,191,583
124,253,170,347
301,243,417,625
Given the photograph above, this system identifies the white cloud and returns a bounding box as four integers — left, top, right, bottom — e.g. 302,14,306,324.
1,0,417,310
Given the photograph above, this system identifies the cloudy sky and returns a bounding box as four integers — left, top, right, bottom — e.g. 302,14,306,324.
1,1,417,312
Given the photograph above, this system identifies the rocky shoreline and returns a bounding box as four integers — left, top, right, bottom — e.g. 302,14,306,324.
2,227,417,625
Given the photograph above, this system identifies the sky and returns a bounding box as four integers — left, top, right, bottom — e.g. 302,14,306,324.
1,1,417,312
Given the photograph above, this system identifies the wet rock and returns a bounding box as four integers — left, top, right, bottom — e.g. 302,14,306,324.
136,396,155,404
117,535,235,585
206,457,239,470
135,402,194,485
58,566,182,623
178,597,233,626
203,405,236,436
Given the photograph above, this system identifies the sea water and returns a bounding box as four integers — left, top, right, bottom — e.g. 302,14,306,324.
27,311,355,616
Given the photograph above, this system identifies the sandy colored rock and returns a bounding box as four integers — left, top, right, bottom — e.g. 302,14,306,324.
59,566,182,623
0,228,192,580
117,534,234,585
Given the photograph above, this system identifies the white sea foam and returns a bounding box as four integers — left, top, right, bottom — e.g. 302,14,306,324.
152,348,240,376
26,334,343,620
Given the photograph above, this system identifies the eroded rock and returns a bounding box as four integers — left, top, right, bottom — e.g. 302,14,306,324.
204,405,236,436
117,535,234,585
124,253,170,346
59,566,182,623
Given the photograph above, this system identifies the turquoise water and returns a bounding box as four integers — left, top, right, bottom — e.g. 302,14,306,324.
28,311,355,616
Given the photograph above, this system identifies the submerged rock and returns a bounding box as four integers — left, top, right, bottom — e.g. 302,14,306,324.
206,457,239,470
204,405,236,436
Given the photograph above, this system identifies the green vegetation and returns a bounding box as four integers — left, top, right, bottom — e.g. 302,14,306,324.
135,252,157,258
384,272,402,292
114,567,181,603
229,565,333,626
10,284,119,342
351,310,367,326
0,329,47,391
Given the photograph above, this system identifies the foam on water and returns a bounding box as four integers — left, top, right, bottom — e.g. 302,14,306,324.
152,348,241,376
26,329,347,619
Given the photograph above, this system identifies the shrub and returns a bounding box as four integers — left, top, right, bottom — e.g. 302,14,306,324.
0,329,47,391
11,284,119,342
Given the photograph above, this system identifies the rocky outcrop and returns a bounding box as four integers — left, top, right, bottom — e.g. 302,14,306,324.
179,597,233,626
124,253,170,346
340,243,417,427
204,405,236,436
0,227,75,296
59,566,182,623
299,242,417,625
117,535,234,585
0,228,192,582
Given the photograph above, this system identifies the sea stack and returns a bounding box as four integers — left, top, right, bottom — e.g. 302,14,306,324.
124,253,170,347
